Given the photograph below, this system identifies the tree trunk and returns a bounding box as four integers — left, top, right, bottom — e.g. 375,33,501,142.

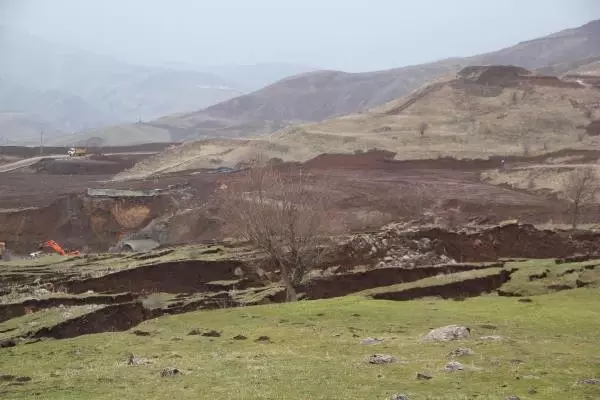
571,202,580,229
283,279,298,302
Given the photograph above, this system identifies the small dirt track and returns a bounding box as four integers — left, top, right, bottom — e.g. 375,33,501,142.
0,155,68,173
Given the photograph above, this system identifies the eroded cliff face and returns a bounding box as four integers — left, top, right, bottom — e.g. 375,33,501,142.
0,193,175,253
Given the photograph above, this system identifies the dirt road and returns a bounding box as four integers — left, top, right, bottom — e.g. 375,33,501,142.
0,152,159,173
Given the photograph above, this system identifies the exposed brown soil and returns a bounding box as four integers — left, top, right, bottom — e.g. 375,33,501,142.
64,260,257,294
302,263,504,299
371,269,515,301
407,224,600,262
0,293,136,323
30,302,157,340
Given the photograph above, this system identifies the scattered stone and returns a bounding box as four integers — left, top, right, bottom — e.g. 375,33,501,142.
416,372,433,380
255,336,272,343
85,290,95,295
448,347,474,357
505,396,520,400
15,376,31,383
171,337,183,341
528,388,538,394
160,367,182,377
361,337,384,345
422,325,470,342
366,354,396,364
127,353,150,366
332,333,342,337
232,335,247,341
510,359,524,365
479,324,497,330
479,335,503,341
390,394,410,400
132,330,152,337
351,313,361,317
579,378,600,385
316,313,325,317
518,298,533,303
444,361,464,372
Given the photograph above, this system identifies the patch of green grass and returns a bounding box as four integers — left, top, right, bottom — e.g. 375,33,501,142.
1,289,599,399
501,259,600,296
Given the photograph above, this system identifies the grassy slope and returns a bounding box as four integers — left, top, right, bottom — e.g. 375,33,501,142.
1,287,599,399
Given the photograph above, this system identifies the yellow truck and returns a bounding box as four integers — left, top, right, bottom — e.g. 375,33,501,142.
67,147,87,157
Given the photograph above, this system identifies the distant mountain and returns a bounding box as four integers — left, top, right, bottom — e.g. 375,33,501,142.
19,19,600,146
0,28,244,138
0,77,106,135
194,63,320,91
117,65,600,179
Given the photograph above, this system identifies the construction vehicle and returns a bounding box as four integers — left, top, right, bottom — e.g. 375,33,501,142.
67,147,87,157
41,240,81,256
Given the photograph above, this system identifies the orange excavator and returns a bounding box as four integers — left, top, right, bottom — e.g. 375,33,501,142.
41,240,81,256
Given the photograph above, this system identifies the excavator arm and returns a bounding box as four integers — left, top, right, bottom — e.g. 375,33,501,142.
42,240,80,256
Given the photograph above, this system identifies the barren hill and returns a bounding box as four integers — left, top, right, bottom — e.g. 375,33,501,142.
76,19,600,147
116,65,600,179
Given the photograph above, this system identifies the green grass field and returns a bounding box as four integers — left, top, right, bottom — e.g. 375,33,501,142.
1,288,599,400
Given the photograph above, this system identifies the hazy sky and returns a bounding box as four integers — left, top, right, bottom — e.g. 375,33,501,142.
2,0,600,72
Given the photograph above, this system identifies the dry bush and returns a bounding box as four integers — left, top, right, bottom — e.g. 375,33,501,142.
562,167,599,229
217,157,333,301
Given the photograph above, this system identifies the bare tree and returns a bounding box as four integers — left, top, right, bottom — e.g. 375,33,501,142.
562,167,599,229
218,159,331,301
418,121,429,136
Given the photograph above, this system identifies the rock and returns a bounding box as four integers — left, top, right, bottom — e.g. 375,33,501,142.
0,374,16,382
579,378,600,385
33,288,50,297
416,372,433,380
505,396,520,400
366,354,396,364
160,367,182,377
390,394,410,400
448,347,474,357
422,325,470,342
255,336,272,343
15,376,31,383
444,361,464,372
127,354,150,366
479,324,497,330
232,335,247,340
528,388,538,394
360,337,384,345
479,335,503,341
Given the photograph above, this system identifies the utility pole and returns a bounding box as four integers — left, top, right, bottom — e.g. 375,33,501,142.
40,128,44,155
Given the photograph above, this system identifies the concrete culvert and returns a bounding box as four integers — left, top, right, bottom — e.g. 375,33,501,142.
119,239,160,253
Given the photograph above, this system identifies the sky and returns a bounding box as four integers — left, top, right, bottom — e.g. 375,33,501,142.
1,0,600,72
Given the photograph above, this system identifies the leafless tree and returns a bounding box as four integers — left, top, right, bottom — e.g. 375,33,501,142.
562,167,599,229
218,158,331,301
418,121,429,136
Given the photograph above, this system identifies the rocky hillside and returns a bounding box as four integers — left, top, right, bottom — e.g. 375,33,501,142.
80,19,600,146
117,65,600,179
